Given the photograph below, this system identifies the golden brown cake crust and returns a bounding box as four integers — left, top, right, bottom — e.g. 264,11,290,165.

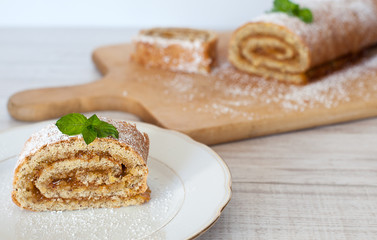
228,0,377,84
131,27,218,74
12,119,150,211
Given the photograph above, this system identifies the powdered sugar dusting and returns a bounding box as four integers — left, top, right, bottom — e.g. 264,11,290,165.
164,74,194,93
208,52,377,118
252,0,377,67
134,35,203,50
17,119,149,168
105,118,149,162
18,124,73,165
132,28,217,74
171,50,207,74
158,48,377,122
133,36,209,74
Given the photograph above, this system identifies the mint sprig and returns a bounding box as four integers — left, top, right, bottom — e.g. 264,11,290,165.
270,0,313,23
56,113,119,144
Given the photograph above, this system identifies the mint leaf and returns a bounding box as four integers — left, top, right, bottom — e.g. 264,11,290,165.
55,113,120,144
85,114,119,139
56,113,87,135
94,121,119,139
82,126,97,145
270,0,313,23
298,8,313,23
271,0,298,14
86,114,102,126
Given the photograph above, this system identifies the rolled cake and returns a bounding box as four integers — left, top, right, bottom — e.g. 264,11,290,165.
228,0,377,84
12,119,150,211
131,27,218,74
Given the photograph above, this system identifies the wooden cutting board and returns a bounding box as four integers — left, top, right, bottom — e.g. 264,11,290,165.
8,34,377,145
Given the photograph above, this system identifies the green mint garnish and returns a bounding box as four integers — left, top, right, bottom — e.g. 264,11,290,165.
270,0,313,23
56,113,119,145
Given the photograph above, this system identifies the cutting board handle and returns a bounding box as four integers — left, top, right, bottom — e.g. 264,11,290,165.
7,77,123,121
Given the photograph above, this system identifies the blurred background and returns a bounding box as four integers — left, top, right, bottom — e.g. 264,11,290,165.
0,0,270,29
0,0,270,130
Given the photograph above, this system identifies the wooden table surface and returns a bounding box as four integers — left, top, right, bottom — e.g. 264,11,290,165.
1,28,377,239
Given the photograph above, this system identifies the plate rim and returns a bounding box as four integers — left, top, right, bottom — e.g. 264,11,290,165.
0,120,232,239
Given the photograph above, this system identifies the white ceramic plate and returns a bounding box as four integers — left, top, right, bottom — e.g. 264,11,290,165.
0,121,231,240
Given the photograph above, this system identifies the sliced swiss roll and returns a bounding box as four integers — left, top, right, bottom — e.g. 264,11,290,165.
228,0,377,84
12,118,150,211
131,27,218,74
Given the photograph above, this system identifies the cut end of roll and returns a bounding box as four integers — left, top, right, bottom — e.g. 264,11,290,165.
12,120,150,211
228,22,311,84
229,0,377,84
